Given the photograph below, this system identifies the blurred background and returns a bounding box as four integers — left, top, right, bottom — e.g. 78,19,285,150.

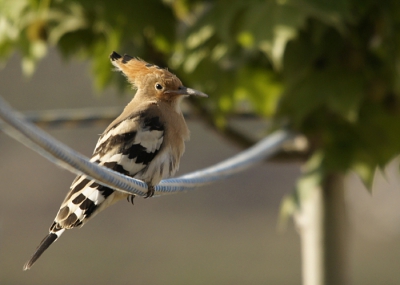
1,1,400,284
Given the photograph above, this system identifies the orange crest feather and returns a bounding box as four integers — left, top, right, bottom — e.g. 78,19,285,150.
110,52,181,90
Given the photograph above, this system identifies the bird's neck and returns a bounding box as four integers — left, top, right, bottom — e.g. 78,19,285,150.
166,96,184,114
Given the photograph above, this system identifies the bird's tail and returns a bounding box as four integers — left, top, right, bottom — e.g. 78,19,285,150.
23,229,65,270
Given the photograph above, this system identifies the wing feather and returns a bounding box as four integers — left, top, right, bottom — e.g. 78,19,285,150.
52,109,165,230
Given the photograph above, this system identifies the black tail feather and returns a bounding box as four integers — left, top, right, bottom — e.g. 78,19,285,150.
23,233,58,270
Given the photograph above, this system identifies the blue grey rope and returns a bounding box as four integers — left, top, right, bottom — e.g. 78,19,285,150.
0,96,294,197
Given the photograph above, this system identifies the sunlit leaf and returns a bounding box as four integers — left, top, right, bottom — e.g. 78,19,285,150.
351,161,377,191
279,151,323,226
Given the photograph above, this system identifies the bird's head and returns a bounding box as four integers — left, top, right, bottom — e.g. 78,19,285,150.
110,51,208,103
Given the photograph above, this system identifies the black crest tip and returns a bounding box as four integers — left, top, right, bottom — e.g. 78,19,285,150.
122,54,133,64
110,51,122,61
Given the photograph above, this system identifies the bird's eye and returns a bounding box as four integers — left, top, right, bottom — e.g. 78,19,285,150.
155,83,163,90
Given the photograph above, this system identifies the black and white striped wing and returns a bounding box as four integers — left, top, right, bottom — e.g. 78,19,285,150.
51,113,164,231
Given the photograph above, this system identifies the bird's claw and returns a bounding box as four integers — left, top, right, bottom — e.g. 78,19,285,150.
145,185,155,198
126,194,135,205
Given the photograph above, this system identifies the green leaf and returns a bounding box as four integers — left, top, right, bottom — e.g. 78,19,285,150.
279,192,299,230
289,0,351,31
351,160,377,191
279,151,323,224
239,1,307,68
279,26,365,126
234,67,282,116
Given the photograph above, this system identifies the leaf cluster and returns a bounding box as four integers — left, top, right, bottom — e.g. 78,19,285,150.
0,0,175,88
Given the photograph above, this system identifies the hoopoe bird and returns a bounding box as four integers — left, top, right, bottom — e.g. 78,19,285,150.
23,51,207,270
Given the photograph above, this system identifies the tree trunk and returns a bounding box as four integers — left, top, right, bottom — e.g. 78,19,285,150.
295,173,349,285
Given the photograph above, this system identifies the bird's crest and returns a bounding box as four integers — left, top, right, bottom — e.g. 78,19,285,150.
109,51,181,90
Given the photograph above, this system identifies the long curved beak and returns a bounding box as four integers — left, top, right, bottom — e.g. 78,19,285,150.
171,86,208,97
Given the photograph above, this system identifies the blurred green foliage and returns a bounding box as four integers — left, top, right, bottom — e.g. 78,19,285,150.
1,0,400,200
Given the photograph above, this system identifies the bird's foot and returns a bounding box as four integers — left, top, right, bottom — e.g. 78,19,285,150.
145,185,155,198
126,194,136,205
